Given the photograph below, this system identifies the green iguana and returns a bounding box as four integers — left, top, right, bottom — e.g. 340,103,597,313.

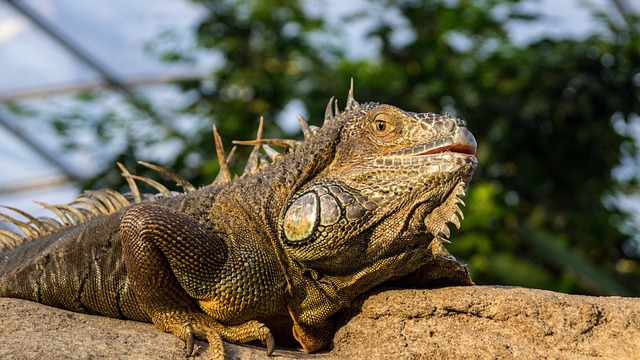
0,83,477,359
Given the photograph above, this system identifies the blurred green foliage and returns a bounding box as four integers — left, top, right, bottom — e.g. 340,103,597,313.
21,0,640,295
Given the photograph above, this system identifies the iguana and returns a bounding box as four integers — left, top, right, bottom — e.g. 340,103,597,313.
0,83,477,359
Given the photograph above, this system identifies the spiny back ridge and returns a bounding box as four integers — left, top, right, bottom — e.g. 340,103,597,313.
0,89,353,251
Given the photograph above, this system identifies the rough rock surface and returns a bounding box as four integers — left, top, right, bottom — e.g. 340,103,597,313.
333,286,640,359
1,286,638,359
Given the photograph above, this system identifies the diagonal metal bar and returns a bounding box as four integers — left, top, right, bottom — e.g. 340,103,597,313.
7,2,129,97
6,0,131,95
0,111,81,183
5,0,189,142
609,0,638,31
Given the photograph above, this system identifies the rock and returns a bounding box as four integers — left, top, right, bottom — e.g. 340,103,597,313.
1,286,639,359
0,297,303,360
333,286,640,359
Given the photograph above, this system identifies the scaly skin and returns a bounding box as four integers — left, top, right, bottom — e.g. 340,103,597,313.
0,87,477,358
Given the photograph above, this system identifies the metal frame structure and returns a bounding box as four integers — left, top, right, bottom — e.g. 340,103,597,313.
0,0,204,195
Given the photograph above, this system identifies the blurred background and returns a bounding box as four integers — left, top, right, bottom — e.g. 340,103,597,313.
0,0,639,296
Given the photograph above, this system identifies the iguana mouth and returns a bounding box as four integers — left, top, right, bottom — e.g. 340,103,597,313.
419,144,477,156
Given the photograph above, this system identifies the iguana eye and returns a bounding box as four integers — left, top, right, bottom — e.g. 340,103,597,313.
371,113,395,136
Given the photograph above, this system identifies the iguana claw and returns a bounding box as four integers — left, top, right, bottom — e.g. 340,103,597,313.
265,331,275,355
183,324,195,357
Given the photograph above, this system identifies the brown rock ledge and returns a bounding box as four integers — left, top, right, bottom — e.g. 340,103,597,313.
1,286,638,359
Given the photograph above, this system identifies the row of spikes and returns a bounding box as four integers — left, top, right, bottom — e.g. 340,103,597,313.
0,90,353,250
424,181,467,245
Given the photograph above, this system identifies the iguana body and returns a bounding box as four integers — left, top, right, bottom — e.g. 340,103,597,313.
0,86,477,358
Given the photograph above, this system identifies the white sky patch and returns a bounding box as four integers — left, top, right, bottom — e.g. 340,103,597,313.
277,99,308,135
508,0,610,44
0,16,28,43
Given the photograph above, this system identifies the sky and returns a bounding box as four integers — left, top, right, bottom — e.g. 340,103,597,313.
0,0,636,220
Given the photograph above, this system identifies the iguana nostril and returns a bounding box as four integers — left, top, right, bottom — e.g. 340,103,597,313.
445,119,456,132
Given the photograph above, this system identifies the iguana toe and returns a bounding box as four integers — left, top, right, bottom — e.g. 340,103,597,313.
205,330,225,360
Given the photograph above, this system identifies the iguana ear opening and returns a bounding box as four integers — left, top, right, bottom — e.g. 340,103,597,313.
282,187,363,246
283,192,319,243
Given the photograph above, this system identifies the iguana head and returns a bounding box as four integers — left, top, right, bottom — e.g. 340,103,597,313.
280,92,477,276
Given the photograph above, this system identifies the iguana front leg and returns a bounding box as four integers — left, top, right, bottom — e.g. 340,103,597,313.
120,204,274,358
